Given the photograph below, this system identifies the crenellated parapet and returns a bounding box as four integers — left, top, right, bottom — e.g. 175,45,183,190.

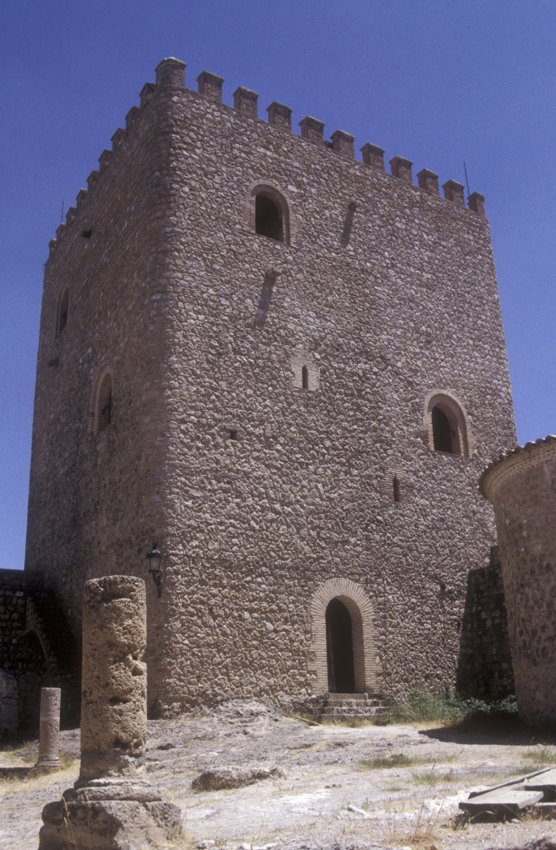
47,55,487,257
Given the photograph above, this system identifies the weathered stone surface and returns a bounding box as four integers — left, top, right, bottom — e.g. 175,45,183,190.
457,547,514,699
25,57,516,715
192,764,285,791
40,787,183,850
0,669,18,736
35,687,61,771
79,576,147,783
525,768,556,791
0,570,79,733
38,575,183,850
460,787,544,816
481,437,556,726
531,804,556,820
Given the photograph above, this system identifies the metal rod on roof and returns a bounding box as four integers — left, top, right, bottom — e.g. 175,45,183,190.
463,161,471,198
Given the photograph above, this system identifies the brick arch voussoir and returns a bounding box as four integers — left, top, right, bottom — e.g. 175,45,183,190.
310,578,379,694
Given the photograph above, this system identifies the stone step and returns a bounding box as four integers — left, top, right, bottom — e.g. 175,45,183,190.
460,766,556,821
460,787,544,818
312,692,388,723
326,692,381,702
525,768,556,794
532,802,556,819
322,704,386,714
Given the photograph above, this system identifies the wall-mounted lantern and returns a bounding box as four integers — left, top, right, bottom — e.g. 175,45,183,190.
146,543,162,597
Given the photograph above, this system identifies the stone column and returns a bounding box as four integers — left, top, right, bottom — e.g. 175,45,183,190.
35,687,61,772
79,574,147,783
480,436,556,727
39,576,183,850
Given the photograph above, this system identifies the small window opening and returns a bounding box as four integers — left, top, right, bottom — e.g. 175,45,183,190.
393,475,401,503
255,194,283,241
301,365,309,390
229,429,238,441
97,373,112,432
426,393,469,458
432,405,456,453
56,288,69,338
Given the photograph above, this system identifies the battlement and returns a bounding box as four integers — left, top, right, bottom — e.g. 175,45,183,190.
48,56,487,256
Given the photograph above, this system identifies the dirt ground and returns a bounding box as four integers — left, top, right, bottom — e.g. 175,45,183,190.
1,700,556,850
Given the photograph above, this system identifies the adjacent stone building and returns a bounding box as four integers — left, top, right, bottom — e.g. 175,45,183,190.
24,58,516,716
481,437,556,726
0,571,79,732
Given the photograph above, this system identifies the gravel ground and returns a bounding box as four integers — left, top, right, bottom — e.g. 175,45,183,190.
1,700,556,850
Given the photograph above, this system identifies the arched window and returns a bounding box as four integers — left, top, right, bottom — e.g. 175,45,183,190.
425,392,470,457
92,368,113,434
250,185,290,244
56,287,69,338
432,406,454,453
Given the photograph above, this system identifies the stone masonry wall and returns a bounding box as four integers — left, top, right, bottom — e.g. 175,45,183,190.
26,59,516,714
481,438,556,725
155,64,515,711
0,570,78,731
456,548,514,700
24,83,174,676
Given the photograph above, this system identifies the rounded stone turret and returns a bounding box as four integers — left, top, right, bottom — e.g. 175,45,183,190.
480,435,556,727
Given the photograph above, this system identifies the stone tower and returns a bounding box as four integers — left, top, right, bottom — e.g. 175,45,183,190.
25,58,515,714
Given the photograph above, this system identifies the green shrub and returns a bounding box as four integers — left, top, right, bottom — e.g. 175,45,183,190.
378,690,518,728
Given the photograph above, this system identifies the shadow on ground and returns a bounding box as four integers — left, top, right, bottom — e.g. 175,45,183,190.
420,715,556,746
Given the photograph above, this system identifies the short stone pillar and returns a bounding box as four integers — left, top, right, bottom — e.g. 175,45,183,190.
480,436,556,727
35,687,61,772
39,576,183,850
0,671,18,737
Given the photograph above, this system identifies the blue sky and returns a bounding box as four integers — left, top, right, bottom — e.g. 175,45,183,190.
1,0,555,570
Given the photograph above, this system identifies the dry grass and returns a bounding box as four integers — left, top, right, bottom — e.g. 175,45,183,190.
413,767,456,785
360,752,420,770
520,746,556,769
383,796,447,848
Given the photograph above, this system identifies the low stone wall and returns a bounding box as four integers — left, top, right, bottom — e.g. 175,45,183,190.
457,549,514,700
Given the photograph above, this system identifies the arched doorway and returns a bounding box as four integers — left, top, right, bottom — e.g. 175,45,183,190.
326,598,355,693
310,578,380,695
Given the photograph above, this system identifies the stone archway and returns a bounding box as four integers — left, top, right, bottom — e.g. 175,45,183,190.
310,578,380,694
